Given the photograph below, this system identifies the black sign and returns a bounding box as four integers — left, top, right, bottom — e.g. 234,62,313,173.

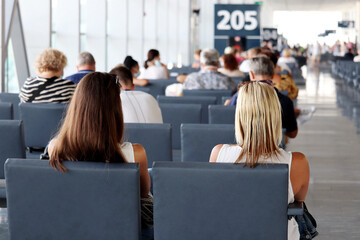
262,28,278,42
214,4,261,36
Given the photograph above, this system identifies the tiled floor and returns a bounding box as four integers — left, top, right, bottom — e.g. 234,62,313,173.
0,64,359,239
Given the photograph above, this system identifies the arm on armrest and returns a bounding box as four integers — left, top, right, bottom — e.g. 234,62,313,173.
288,201,304,217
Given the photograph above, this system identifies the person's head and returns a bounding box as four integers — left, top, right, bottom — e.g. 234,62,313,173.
246,47,262,59
235,81,282,167
200,48,219,68
109,65,134,90
222,54,239,71
124,56,140,77
261,50,278,67
144,49,160,68
76,52,96,71
194,49,201,61
49,72,125,172
282,49,292,58
248,56,274,81
35,48,67,77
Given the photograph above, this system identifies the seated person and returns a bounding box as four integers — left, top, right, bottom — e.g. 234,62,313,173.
218,54,244,77
228,56,298,138
210,81,309,240
138,49,169,80
192,49,201,69
19,48,76,103
66,51,96,84
239,47,262,73
278,48,297,65
124,56,149,87
183,48,236,91
110,65,163,124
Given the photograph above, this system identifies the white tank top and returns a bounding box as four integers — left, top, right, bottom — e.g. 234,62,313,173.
216,144,300,240
121,142,135,163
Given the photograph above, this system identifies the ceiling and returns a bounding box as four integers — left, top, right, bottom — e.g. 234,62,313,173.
264,0,359,11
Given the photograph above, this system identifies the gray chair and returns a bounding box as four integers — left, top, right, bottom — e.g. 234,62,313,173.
232,76,245,85
19,103,67,153
0,120,26,198
159,103,202,149
5,159,141,240
181,124,235,162
124,123,172,168
135,79,177,98
208,105,236,124
153,162,302,240
157,96,217,123
182,89,233,104
0,102,13,119
0,93,20,119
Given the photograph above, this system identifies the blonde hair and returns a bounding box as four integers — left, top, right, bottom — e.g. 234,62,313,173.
282,49,292,58
235,82,282,167
35,48,67,74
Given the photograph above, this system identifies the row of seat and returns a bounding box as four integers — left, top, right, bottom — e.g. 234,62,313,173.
5,159,303,240
333,60,360,90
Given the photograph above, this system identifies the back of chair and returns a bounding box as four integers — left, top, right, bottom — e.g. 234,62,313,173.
208,105,236,124
153,162,289,240
181,124,235,162
124,123,172,167
19,103,67,149
0,120,26,181
182,89,233,104
135,79,177,98
0,93,20,119
5,159,141,240
0,102,13,119
159,103,201,149
157,96,217,123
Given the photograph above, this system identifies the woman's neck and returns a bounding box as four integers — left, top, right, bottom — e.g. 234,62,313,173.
38,71,62,79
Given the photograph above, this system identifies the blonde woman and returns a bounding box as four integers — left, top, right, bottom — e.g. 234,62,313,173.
209,82,309,240
19,48,76,103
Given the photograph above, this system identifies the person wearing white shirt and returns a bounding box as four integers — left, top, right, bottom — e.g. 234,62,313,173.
110,65,163,124
138,49,169,80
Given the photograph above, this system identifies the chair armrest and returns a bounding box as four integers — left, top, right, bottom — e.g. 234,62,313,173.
287,201,304,217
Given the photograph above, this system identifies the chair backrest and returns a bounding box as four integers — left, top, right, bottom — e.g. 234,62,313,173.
159,103,201,149
221,96,231,105
153,162,288,240
232,76,245,85
135,79,177,98
19,103,67,149
208,105,236,124
181,124,235,162
157,96,217,123
0,120,25,179
5,159,140,240
0,102,13,119
0,93,20,119
182,89,233,104
124,123,172,167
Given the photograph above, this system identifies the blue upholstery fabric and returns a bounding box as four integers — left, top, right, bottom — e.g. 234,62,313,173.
232,76,245,85
134,79,177,98
153,162,288,240
19,103,67,149
0,102,13,120
181,124,235,162
124,123,172,168
182,89,233,104
159,103,201,150
0,93,20,120
208,105,236,124
0,120,26,197
157,96,217,123
5,159,141,240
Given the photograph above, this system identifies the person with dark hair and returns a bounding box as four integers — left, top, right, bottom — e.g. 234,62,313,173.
66,51,96,84
123,56,149,87
138,49,169,79
218,54,244,77
110,65,163,123
192,49,202,69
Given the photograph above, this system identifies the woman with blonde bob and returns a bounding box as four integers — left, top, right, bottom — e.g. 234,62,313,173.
47,72,150,198
209,81,309,240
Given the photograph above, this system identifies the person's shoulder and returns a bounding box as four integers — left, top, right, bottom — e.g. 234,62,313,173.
209,144,224,162
291,152,309,170
132,143,147,159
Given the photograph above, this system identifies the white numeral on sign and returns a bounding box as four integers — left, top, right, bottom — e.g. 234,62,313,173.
217,9,258,31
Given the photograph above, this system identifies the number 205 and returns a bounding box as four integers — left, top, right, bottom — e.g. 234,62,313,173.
217,10,258,31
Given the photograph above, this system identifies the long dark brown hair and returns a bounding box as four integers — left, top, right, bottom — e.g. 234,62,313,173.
144,49,160,69
49,72,125,172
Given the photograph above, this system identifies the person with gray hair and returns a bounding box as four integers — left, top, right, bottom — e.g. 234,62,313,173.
183,48,236,90
66,52,96,84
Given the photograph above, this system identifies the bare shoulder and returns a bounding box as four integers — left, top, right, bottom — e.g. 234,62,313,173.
47,138,57,155
209,144,224,162
132,143,146,155
291,152,309,171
